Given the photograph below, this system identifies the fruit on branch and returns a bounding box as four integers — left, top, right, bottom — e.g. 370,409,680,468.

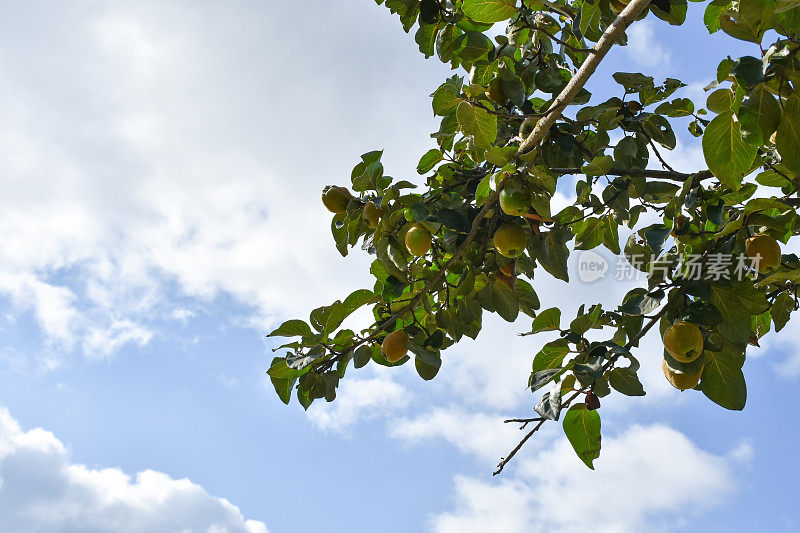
493,222,527,258
662,358,704,391
405,224,432,256
322,186,352,214
381,329,409,363
486,78,507,105
586,392,601,411
363,201,381,229
746,234,782,273
499,186,531,216
663,321,704,363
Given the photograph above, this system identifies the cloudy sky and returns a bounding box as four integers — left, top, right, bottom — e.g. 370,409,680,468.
0,1,797,532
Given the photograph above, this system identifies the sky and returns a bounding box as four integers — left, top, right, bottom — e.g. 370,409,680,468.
0,1,797,532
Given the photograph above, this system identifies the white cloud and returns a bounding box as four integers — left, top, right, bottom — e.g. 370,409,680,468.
0,406,268,533
308,377,412,433
0,2,435,361
626,21,672,70
431,424,744,533
390,407,528,463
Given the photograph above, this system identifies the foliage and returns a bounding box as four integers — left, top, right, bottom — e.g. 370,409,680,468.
267,0,800,472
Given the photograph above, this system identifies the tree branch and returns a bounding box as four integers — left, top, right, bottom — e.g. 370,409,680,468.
518,0,653,156
548,168,714,183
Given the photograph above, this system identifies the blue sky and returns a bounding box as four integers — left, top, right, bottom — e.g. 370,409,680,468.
0,1,797,532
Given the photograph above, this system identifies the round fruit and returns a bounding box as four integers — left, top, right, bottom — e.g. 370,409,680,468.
662,358,704,391
486,78,506,105
363,201,381,229
322,186,352,214
382,330,409,363
405,224,432,256
493,222,527,258
499,187,531,216
663,321,704,363
746,235,782,273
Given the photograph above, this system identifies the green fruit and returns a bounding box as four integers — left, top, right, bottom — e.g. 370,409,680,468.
662,358,704,391
405,224,432,256
382,330,409,363
499,188,531,216
493,222,527,258
663,321,704,363
322,186,352,214
363,201,381,229
746,235,781,273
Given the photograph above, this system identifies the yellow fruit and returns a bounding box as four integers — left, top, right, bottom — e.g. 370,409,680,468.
663,321,704,363
322,186,352,214
363,201,381,229
486,78,506,105
499,187,531,216
493,222,527,258
746,235,782,273
662,358,704,391
382,330,409,363
405,224,432,256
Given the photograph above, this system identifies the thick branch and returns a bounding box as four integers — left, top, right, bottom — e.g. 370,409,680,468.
518,0,652,155
547,168,714,182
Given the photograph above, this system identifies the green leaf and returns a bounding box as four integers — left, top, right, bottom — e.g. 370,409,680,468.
608,367,646,396
417,149,443,174
310,301,346,334
531,308,561,334
477,281,520,322
532,229,570,282
343,289,376,318
771,292,794,332
514,279,540,317
710,281,769,346
456,101,498,148
738,85,781,146
701,346,747,411
574,217,606,250
269,375,295,405
432,87,461,116
581,155,613,176
462,0,519,23
776,94,800,174
409,341,442,380
702,111,758,189
454,31,493,63
563,404,602,469
532,339,570,373
268,319,313,338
